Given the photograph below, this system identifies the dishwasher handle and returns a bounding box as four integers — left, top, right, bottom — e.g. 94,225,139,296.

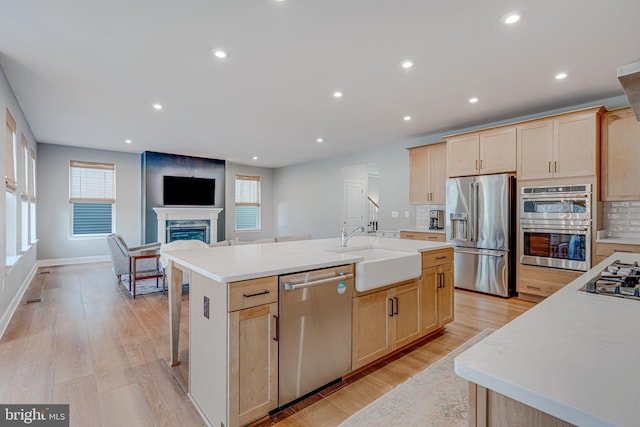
282,272,354,291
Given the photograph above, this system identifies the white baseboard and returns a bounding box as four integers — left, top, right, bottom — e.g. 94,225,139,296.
0,262,38,340
37,255,110,267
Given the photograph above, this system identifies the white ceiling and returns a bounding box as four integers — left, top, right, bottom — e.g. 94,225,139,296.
1,1,639,168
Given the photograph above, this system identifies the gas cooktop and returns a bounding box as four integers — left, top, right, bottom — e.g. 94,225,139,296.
579,260,640,301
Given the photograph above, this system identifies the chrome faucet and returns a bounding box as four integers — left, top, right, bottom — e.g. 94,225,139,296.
340,226,365,247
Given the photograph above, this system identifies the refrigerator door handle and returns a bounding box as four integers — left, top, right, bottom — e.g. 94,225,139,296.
468,181,475,242
472,182,479,242
455,249,505,258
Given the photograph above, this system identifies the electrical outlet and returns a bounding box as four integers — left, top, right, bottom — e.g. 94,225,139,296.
404,211,410,218
204,296,210,319
391,211,398,218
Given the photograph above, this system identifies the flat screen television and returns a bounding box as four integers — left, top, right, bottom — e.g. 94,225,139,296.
163,176,215,206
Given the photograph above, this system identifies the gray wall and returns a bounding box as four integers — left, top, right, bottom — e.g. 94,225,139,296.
225,163,274,241
0,64,38,334
273,95,631,239
141,151,226,244
36,144,142,261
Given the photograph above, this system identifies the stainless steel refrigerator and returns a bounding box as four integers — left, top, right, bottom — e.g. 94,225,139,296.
445,174,515,297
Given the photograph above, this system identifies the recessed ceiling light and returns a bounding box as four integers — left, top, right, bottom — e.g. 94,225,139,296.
403,115,412,121
252,156,258,160
469,97,479,104
212,49,227,59
316,138,324,143
152,103,163,110
401,60,413,69
555,72,568,80
125,139,132,144
502,12,522,24
333,91,343,98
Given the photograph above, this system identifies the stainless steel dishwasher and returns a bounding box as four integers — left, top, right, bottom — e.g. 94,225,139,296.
278,264,354,407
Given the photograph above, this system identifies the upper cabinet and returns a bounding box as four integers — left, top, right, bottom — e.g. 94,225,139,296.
408,143,446,204
601,107,640,200
517,108,602,180
446,127,516,177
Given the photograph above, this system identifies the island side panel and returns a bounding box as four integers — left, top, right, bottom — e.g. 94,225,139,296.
189,271,228,427
168,261,186,366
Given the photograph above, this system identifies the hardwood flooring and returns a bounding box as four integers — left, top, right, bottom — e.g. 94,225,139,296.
0,262,535,427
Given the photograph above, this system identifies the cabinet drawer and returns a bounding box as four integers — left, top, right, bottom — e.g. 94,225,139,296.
596,243,640,257
517,279,562,298
228,276,278,312
422,248,453,267
401,231,446,242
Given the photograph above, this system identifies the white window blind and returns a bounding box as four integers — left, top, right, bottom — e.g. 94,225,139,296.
29,149,36,201
21,135,28,201
69,160,115,203
235,174,261,231
5,109,17,192
69,160,115,235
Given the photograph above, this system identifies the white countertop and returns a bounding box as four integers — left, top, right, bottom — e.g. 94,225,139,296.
163,236,453,283
455,253,640,427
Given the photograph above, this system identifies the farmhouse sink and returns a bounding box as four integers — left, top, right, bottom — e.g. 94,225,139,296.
329,246,422,292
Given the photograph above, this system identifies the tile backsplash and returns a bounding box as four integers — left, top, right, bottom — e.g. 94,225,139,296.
603,201,640,238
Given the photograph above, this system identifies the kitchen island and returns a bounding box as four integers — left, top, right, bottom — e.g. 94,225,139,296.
455,252,640,427
163,236,454,427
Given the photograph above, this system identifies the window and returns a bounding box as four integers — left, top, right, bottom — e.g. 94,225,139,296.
235,174,261,231
5,109,17,257
29,150,36,243
20,136,29,250
69,160,115,236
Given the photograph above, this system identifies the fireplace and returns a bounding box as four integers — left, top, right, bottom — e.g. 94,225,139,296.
166,219,210,243
153,207,224,244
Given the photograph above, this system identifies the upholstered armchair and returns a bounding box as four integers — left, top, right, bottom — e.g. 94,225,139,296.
106,234,163,297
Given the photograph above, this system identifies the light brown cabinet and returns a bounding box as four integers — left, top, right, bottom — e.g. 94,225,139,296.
517,264,581,301
352,280,421,370
408,143,446,204
421,250,454,335
446,127,516,177
595,242,640,264
601,107,640,200
400,230,445,242
228,302,278,427
517,108,602,180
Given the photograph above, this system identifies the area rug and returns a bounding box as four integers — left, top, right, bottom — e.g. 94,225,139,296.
339,328,495,427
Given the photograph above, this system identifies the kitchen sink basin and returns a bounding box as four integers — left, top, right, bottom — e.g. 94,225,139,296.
328,247,422,292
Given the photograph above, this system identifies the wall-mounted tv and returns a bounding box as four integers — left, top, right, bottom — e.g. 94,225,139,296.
163,176,215,206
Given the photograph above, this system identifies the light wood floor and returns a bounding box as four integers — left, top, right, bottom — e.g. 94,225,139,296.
1,262,536,427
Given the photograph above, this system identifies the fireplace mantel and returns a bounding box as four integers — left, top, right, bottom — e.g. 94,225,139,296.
153,207,224,244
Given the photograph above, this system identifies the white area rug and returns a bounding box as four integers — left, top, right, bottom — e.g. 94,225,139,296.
339,329,494,427
119,276,167,296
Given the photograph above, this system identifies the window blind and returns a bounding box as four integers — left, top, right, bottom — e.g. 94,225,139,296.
5,109,17,192
20,136,28,200
69,160,115,203
235,174,261,230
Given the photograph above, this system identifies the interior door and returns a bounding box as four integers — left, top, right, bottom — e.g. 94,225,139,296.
342,179,365,229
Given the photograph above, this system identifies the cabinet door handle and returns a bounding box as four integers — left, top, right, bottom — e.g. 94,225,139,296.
435,256,447,260
244,290,270,298
439,272,445,288
548,161,552,173
526,285,541,291
393,296,399,315
273,315,279,342
475,160,478,170
480,159,483,170
388,298,394,317
554,161,558,173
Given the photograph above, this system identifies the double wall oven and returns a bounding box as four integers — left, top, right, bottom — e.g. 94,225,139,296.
520,184,591,272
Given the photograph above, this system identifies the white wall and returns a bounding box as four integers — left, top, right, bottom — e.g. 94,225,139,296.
0,64,38,336
273,95,631,239
36,144,142,261
225,162,275,241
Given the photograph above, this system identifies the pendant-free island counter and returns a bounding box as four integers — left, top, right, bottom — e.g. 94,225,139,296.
162,236,454,427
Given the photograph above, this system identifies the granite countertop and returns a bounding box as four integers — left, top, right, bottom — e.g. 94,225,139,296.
454,252,640,427
163,236,453,283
